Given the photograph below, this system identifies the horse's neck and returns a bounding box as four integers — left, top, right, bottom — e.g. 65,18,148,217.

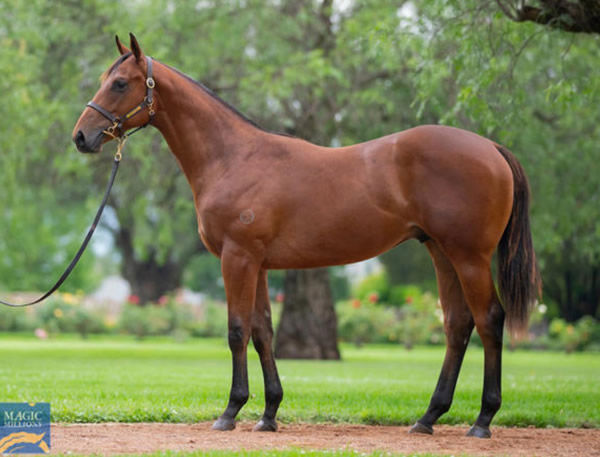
151,62,265,194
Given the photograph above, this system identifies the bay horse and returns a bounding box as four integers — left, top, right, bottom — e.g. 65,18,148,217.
73,34,541,438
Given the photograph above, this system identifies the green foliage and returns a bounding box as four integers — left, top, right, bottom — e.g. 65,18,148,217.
337,301,397,346
0,1,598,319
402,1,600,319
389,285,424,308
337,293,444,348
0,335,598,427
353,271,390,303
34,294,106,338
187,300,228,339
353,272,425,308
119,304,172,340
548,316,600,353
184,255,225,301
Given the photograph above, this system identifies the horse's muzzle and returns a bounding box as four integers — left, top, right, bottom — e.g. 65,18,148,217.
73,129,102,153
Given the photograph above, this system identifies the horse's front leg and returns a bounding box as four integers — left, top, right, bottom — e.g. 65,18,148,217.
212,243,261,431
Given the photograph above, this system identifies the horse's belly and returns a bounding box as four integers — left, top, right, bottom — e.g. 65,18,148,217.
263,209,412,269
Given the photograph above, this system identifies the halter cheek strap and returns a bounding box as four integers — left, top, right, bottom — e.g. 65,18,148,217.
87,56,156,138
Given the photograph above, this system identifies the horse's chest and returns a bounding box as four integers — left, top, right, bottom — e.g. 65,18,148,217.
198,222,222,257
196,205,227,257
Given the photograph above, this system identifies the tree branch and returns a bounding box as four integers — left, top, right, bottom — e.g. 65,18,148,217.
496,0,600,34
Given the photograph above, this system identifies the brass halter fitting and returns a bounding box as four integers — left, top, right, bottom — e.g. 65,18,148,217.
102,121,126,161
113,136,127,162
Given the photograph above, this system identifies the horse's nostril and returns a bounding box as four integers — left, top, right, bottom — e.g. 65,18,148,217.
74,130,86,149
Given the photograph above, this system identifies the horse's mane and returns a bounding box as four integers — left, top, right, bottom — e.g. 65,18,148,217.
99,54,292,137
161,62,293,138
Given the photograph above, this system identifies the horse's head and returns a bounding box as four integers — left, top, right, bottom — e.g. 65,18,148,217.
72,33,156,153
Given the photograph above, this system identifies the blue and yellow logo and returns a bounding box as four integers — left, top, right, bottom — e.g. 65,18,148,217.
0,403,50,454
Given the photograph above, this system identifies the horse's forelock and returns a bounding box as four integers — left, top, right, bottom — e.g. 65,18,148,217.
100,52,132,82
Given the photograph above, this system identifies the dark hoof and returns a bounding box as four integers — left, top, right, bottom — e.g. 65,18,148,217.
212,416,236,431
466,425,491,439
253,418,278,432
409,421,433,435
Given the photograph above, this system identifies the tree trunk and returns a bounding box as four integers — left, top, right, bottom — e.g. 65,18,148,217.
275,268,340,360
116,227,182,304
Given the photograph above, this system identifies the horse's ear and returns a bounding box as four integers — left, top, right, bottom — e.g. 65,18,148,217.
115,35,130,55
129,33,144,62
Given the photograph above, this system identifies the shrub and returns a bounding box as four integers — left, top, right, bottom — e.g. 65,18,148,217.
34,294,105,337
337,292,444,348
337,301,397,345
188,300,228,338
119,304,171,340
548,316,600,352
353,271,390,303
389,284,424,307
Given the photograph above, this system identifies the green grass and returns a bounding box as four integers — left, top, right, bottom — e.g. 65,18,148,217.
0,334,598,427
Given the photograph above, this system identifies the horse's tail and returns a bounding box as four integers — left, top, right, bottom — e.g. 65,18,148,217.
495,144,542,336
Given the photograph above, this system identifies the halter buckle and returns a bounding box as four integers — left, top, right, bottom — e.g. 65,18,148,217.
147,99,156,117
146,77,156,89
103,120,121,140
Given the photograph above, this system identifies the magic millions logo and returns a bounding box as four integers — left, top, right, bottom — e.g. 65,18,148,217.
0,403,50,454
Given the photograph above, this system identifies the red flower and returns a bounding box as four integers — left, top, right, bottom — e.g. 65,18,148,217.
368,293,379,304
352,299,361,309
405,296,413,304
158,295,168,306
275,292,284,303
128,294,140,305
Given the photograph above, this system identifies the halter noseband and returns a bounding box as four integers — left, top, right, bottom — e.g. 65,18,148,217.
86,55,156,146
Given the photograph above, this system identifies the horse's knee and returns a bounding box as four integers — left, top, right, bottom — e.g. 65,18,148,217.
228,320,247,352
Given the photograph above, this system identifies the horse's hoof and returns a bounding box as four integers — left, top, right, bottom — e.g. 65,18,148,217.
409,421,433,435
253,418,278,432
212,417,236,431
466,425,491,439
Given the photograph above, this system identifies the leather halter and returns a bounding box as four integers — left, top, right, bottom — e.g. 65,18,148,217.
87,55,156,143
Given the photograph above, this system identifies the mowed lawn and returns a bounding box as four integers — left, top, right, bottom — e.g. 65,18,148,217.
0,334,597,427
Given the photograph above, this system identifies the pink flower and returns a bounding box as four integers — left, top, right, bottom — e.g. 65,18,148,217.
352,299,361,309
128,294,140,305
275,293,284,303
34,328,48,340
158,295,169,306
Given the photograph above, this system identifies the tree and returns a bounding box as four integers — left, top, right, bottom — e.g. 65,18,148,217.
275,269,340,359
496,0,600,33
404,0,600,319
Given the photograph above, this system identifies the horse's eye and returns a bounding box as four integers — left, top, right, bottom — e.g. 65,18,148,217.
111,79,128,92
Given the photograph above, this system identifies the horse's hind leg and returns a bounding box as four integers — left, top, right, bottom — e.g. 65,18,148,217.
410,240,474,435
251,269,283,432
453,255,505,438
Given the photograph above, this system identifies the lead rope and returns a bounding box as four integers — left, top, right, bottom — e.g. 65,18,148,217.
0,147,124,307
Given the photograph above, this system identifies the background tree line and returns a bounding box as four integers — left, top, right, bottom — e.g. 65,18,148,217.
0,0,598,356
